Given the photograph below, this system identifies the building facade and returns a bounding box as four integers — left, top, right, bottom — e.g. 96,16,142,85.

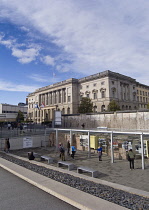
0,103,28,122
27,70,149,123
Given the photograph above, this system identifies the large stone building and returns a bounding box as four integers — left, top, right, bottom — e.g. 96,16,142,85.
27,70,149,123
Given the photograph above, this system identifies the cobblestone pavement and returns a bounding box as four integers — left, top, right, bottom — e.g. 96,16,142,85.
11,147,149,192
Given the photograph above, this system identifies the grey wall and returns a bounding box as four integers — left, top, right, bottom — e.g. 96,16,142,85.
62,111,149,130
0,135,49,150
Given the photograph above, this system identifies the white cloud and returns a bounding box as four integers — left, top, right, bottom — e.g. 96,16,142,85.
29,73,60,84
41,55,55,66
1,1,149,83
0,79,39,92
0,35,40,64
29,74,49,82
12,47,40,64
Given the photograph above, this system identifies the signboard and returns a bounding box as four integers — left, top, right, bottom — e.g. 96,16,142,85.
55,111,61,125
80,135,88,147
23,137,33,148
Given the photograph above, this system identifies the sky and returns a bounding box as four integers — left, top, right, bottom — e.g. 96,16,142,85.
0,0,149,105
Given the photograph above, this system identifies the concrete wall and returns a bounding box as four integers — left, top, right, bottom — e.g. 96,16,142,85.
62,111,149,130
0,135,49,150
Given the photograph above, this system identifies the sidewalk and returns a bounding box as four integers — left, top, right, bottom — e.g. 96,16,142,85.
11,147,149,192
0,157,128,210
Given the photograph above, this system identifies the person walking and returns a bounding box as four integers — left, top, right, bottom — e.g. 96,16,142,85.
97,145,102,161
67,140,70,155
128,149,135,170
59,143,65,161
71,145,76,159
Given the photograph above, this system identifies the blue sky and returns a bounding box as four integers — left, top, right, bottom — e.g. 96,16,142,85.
0,0,149,105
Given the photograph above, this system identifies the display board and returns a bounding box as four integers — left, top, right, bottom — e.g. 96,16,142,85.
23,137,33,148
55,111,62,125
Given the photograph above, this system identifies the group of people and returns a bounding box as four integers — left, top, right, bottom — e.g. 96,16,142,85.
59,140,77,161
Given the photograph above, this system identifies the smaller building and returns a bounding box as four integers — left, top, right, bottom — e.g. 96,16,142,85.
0,103,28,122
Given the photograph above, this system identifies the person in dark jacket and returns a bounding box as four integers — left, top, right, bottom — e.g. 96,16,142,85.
67,140,70,155
28,152,35,160
4,138,10,153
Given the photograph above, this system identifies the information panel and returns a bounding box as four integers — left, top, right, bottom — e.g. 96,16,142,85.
23,137,33,148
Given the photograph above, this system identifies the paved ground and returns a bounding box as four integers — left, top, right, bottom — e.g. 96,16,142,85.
10,146,149,192
0,167,78,210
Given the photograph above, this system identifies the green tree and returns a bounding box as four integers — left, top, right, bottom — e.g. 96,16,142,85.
78,97,93,113
16,110,24,122
108,100,120,111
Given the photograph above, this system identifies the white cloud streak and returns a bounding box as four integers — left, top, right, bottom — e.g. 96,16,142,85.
0,79,39,92
1,0,149,83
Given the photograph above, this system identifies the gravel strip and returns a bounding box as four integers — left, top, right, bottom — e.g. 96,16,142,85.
0,152,149,210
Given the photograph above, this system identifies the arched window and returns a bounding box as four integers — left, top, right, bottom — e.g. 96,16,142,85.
101,105,105,112
67,107,70,114
93,106,97,113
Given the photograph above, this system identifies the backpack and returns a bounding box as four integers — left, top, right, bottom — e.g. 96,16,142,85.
60,147,64,153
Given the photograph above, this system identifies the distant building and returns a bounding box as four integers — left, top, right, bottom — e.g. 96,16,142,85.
0,103,28,122
18,102,26,106
27,70,149,123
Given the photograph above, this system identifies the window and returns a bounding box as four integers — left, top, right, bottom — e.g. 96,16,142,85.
101,91,105,98
68,96,71,102
137,96,139,101
140,96,142,102
137,90,139,94
93,83,96,87
93,92,97,99
140,91,142,95
133,94,136,101
86,85,89,88
67,107,70,114
86,94,90,98
93,106,97,112
101,81,105,85
112,81,114,85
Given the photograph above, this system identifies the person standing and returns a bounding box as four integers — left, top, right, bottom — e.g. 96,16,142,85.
59,143,65,161
97,145,102,161
71,145,76,159
67,140,70,155
4,138,10,153
128,149,135,170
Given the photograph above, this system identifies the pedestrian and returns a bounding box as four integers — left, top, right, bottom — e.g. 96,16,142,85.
71,145,76,159
59,143,65,161
28,151,35,160
97,145,102,161
81,123,85,129
7,123,11,130
128,149,135,170
67,140,70,155
4,138,10,153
